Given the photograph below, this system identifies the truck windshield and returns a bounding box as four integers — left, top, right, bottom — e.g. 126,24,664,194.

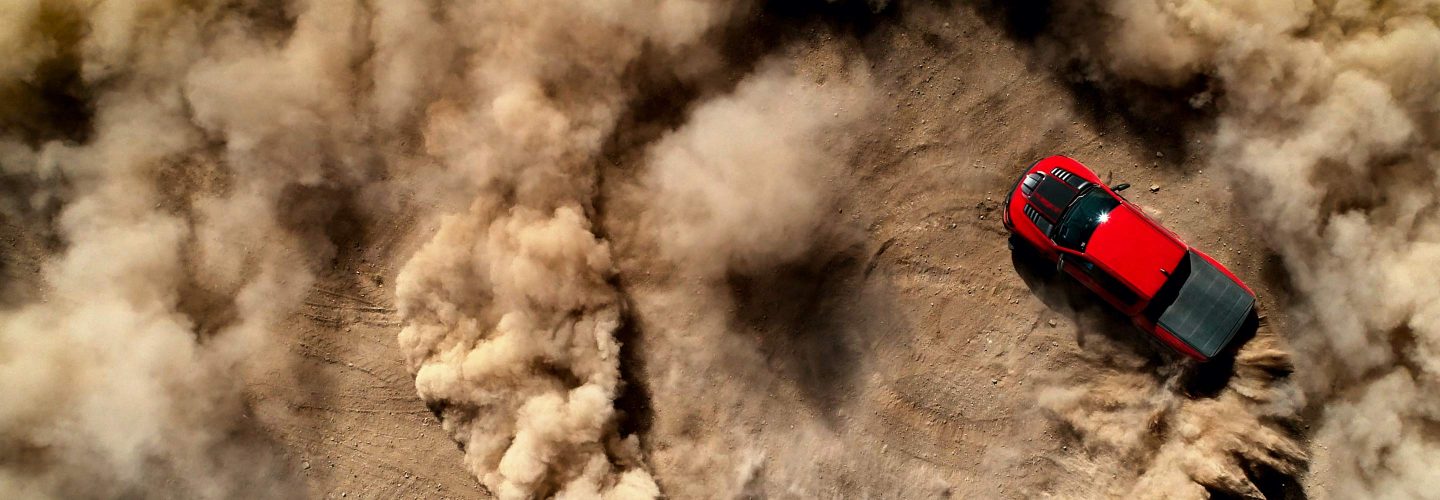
1052,188,1119,251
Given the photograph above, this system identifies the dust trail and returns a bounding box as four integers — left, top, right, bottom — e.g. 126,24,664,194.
1039,320,1305,497
1031,0,1440,496
391,18,878,494
390,1,757,498
0,1,393,497
2,0,884,497
613,51,876,497
642,60,873,281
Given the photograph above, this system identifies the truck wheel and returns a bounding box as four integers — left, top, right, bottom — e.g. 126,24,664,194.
1007,234,1034,255
1008,234,1057,281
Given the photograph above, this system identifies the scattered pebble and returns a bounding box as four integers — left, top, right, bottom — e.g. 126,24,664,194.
1047,319,1057,327
1149,184,1161,193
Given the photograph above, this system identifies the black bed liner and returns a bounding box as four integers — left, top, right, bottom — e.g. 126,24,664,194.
1151,252,1255,357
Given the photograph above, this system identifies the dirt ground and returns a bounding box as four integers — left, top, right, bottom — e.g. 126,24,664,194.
192,3,1309,498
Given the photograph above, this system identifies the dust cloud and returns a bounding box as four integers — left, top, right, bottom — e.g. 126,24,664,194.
1036,0,1440,496
620,54,874,497
0,1,390,497
14,0,1430,498
1038,321,1305,498
392,2,882,496
389,1,746,497
642,60,872,281
397,50,873,496
1,0,885,497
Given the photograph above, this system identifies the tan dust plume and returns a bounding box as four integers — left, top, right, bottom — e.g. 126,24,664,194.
394,30,874,496
2,0,879,497
0,0,441,496
642,60,873,281
1039,323,1305,497
390,1,762,498
615,54,875,497
1038,0,1440,496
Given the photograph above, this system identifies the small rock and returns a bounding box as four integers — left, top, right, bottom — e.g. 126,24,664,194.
991,378,999,385
1047,319,1057,327
1155,151,1164,158
302,461,310,470
1149,184,1161,193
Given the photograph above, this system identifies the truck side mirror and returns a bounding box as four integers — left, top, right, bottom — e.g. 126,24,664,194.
1112,183,1130,192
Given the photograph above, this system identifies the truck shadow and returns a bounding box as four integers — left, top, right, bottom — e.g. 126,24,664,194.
1007,240,1172,369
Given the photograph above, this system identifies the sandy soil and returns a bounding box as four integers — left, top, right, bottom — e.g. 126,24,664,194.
137,3,1310,498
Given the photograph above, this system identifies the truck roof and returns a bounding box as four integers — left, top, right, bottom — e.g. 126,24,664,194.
1084,204,1187,299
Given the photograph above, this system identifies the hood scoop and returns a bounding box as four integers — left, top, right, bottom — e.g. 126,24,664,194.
1027,175,1079,222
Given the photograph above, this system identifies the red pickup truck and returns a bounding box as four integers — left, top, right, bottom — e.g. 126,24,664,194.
1002,156,1255,361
